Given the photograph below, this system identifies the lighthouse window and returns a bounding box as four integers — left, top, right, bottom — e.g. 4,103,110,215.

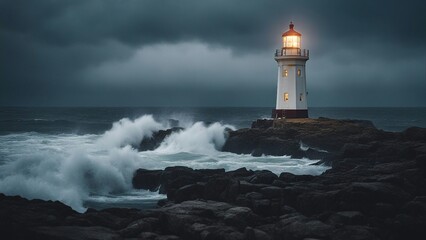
284,93,289,101
299,93,303,101
297,69,301,76
282,69,288,77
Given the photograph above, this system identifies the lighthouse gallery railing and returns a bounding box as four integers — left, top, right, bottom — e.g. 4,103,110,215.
275,49,309,57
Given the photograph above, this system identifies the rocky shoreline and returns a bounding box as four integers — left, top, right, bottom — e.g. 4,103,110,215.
1,118,426,239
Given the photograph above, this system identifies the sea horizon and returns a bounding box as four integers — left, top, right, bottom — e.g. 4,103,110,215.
1,106,425,133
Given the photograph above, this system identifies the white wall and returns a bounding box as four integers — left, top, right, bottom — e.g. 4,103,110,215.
275,58,308,110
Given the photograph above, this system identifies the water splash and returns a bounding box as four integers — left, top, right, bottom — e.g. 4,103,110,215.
0,115,328,212
155,122,235,155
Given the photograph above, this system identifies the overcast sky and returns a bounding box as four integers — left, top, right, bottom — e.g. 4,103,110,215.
1,0,425,107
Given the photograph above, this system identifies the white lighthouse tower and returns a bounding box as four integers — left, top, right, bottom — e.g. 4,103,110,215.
272,22,309,118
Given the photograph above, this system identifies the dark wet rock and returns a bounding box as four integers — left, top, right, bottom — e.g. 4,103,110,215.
245,191,265,201
327,211,365,226
372,202,397,218
159,166,204,196
204,177,240,202
251,137,300,157
296,146,330,160
0,193,78,239
403,196,426,215
156,235,181,240
249,170,278,184
223,117,384,157
339,182,411,208
238,181,269,194
251,119,274,129
274,213,334,240
252,199,272,215
271,179,288,188
260,186,283,199
119,217,158,237
174,183,205,203
280,185,310,207
223,207,259,230
297,190,338,215
341,143,375,158
226,167,255,178
132,169,163,191
390,213,426,240
244,226,273,240
402,127,426,142
415,154,426,175
139,127,183,151
164,175,200,200
4,118,426,240
0,194,76,227
332,226,379,240
200,226,245,240
196,168,226,176
279,172,315,182
132,166,229,201
68,209,133,230
280,205,297,215
153,200,244,239
34,226,120,240
138,232,159,239
221,128,264,155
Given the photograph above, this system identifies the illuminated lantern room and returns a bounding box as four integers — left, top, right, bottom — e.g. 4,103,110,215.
282,22,301,49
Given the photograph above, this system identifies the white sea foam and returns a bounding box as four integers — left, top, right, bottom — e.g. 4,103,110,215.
0,115,329,212
155,122,235,155
98,115,164,148
0,134,142,212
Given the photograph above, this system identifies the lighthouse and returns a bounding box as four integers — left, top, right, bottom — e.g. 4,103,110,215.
272,22,309,118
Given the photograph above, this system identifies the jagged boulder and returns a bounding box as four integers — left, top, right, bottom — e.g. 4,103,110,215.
132,169,163,191
139,127,183,151
222,117,385,158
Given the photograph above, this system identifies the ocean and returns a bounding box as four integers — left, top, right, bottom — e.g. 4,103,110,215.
0,107,425,212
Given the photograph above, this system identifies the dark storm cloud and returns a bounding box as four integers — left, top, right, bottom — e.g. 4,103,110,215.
3,0,424,50
1,0,425,106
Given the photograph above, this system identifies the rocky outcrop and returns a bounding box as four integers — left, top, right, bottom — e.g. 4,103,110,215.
131,118,426,239
224,117,390,159
139,127,183,151
129,150,426,239
4,143,426,240
2,118,426,240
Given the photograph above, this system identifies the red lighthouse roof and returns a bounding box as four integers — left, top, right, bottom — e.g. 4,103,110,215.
282,22,301,37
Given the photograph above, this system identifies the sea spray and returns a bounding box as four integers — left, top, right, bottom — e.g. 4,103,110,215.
0,115,237,211
0,115,165,212
98,115,164,148
155,122,235,155
0,114,329,212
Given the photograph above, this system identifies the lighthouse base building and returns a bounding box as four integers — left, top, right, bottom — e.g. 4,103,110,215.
272,22,309,119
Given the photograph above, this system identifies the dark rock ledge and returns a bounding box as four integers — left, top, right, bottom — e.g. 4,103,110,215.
2,118,426,240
